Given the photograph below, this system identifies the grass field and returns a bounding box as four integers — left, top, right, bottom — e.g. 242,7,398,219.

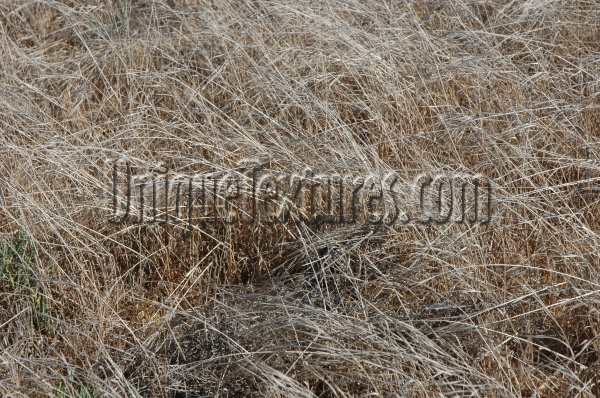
0,0,599,396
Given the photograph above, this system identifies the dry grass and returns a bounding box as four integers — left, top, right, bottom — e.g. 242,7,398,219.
0,0,599,396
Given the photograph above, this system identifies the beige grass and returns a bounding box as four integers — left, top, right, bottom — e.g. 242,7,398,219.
0,0,599,396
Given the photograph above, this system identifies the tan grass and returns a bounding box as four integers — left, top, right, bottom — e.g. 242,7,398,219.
0,0,599,396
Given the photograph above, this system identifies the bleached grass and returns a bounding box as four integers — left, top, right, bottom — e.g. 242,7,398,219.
0,0,599,396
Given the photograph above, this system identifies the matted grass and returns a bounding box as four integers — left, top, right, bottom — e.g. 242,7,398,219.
0,0,599,397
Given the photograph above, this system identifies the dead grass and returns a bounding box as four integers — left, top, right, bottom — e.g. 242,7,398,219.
0,0,599,396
